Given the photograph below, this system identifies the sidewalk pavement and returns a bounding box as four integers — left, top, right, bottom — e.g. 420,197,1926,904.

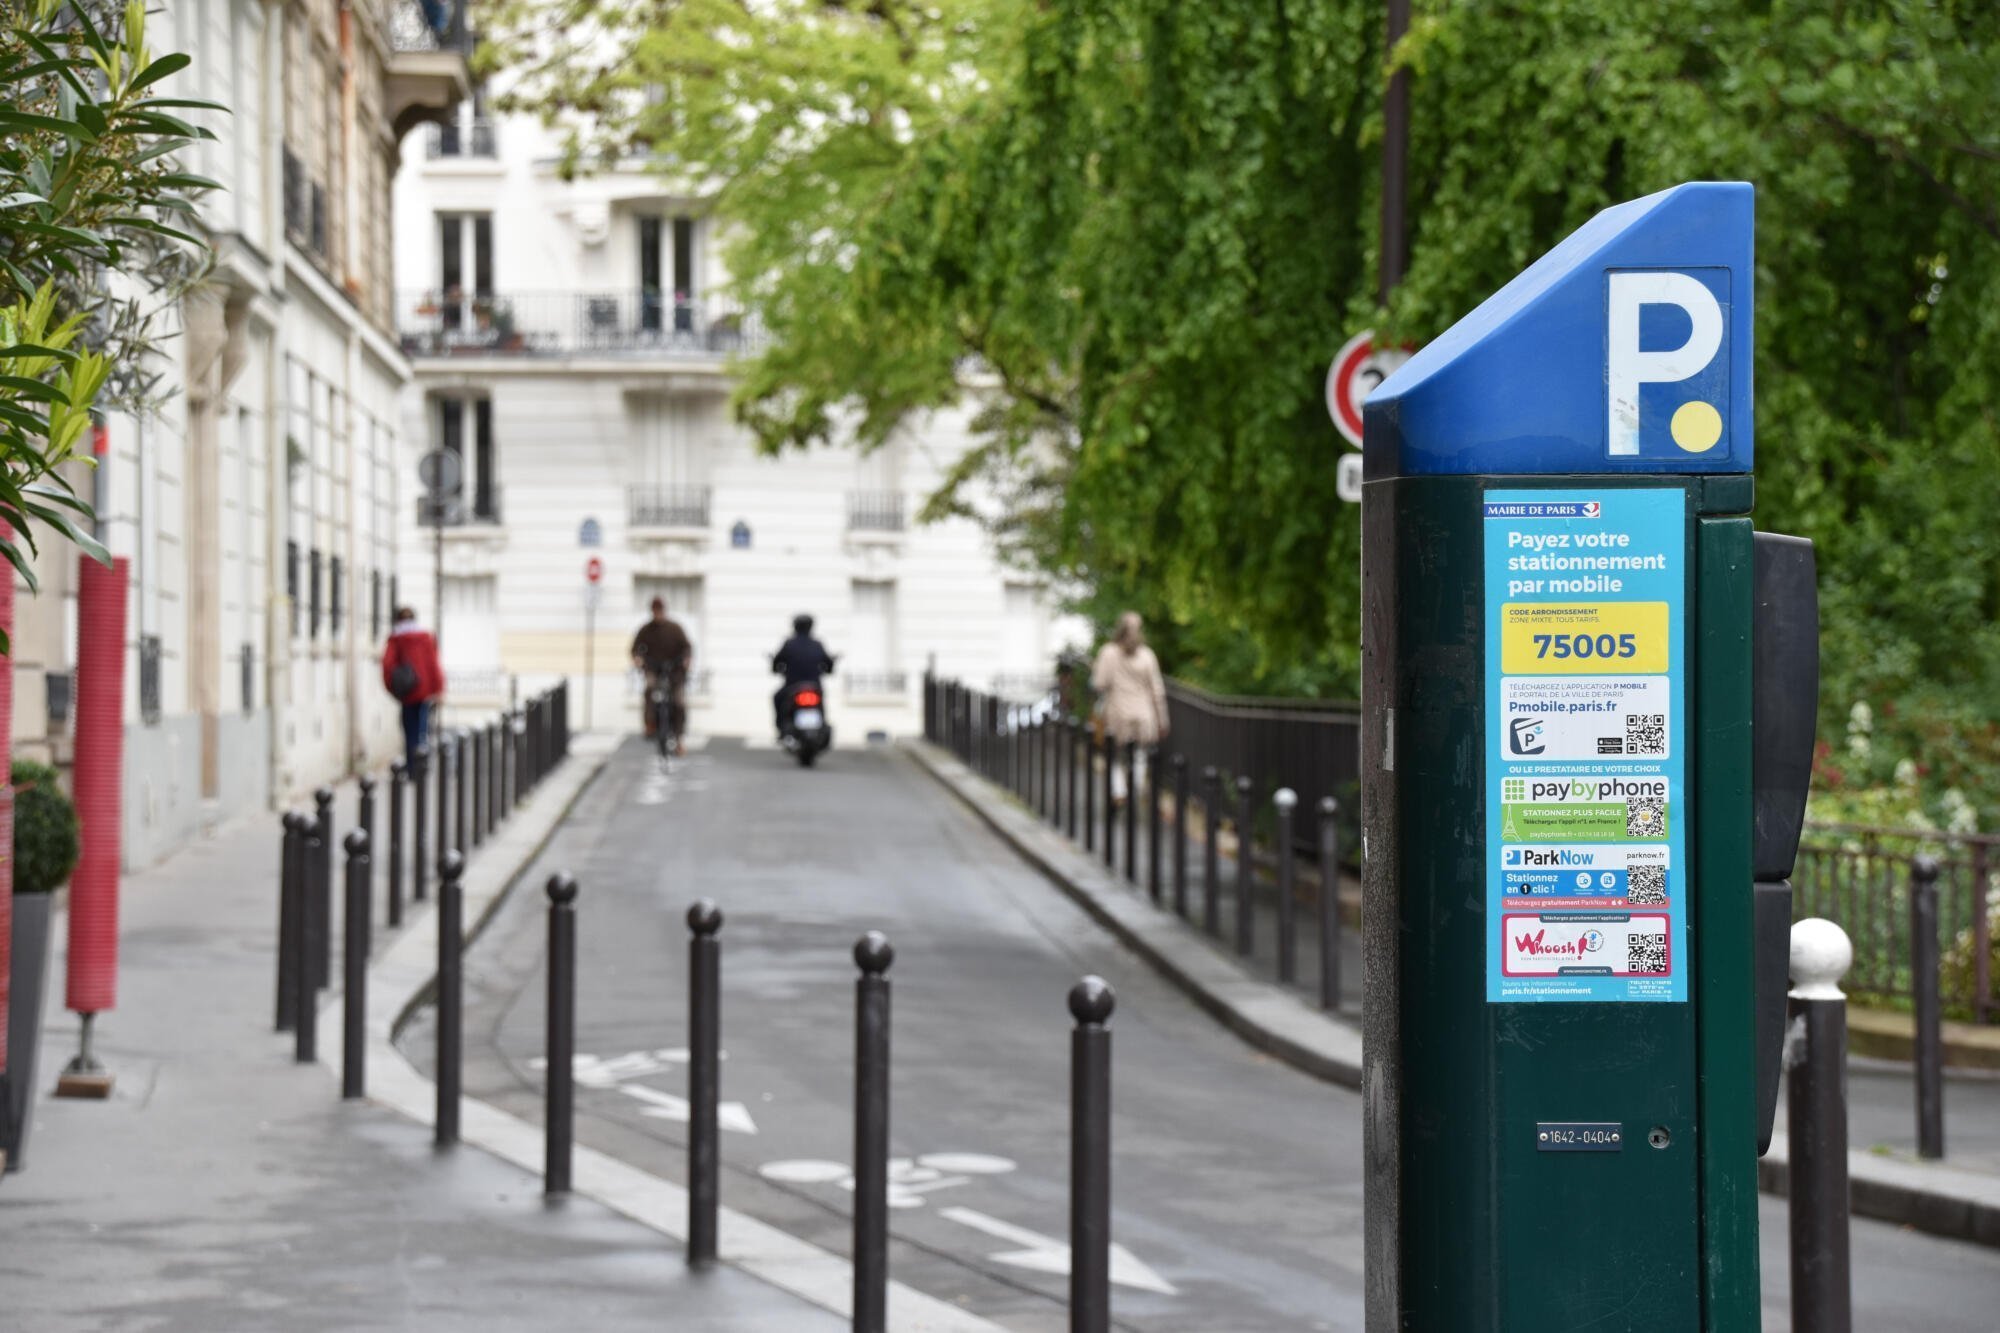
0,740,843,1332
907,738,2000,1251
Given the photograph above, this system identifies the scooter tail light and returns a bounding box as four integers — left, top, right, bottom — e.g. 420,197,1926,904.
796,690,821,707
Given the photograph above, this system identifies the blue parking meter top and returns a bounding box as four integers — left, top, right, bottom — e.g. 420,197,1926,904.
1364,181,1753,478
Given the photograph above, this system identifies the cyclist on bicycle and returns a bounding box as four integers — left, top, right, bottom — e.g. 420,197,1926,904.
631,597,692,755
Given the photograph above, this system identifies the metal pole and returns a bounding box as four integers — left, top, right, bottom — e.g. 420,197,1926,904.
853,930,894,1333
1172,755,1189,918
357,775,376,899
489,721,501,832
1147,746,1163,904
1084,724,1097,854
436,850,465,1146
1066,717,1081,841
1319,798,1342,1011
313,786,335,988
1788,918,1854,1333
1911,855,1945,1159
1069,976,1115,1333
388,761,406,928
1202,766,1221,936
688,899,723,1263
1275,789,1298,984
461,730,476,851
412,747,431,903
1380,0,1411,304
1235,775,1256,956
1123,742,1138,884
435,733,450,874
454,731,469,859
342,829,371,1100
545,873,578,1197
1101,734,1116,870
295,814,321,1064
276,813,302,1032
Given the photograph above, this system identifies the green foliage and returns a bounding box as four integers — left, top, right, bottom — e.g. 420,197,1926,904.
10,757,79,894
488,0,2000,807
0,0,220,641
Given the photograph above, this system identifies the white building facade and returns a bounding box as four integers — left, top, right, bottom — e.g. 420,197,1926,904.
9,0,470,867
390,101,1079,738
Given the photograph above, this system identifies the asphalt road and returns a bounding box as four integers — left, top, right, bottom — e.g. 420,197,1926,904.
404,737,2000,1331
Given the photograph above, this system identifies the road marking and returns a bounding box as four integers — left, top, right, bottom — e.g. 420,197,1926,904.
618,1082,759,1135
759,1153,1018,1210
937,1206,1178,1296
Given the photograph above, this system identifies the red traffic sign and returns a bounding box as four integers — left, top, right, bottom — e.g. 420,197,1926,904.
1326,330,1412,449
585,556,604,584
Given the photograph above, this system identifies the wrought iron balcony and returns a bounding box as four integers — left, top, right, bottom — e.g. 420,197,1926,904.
390,0,472,53
417,486,503,527
386,0,474,139
629,485,712,530
396,290,769,361
430,117,498,159
846,491,906,533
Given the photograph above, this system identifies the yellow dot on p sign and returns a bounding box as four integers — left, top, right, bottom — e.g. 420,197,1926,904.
1669,400,1722,453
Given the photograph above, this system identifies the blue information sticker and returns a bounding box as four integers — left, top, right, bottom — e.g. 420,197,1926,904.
1484,488,1687,1003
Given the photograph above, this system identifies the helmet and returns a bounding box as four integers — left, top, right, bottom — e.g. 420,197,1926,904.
793,614,814,635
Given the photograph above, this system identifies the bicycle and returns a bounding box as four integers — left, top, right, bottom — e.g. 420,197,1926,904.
645,669,686,766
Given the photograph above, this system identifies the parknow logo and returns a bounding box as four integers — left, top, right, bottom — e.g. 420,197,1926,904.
1607,269,1729,459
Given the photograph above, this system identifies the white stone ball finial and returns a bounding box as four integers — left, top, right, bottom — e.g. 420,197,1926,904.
1789,918,1852,1000
1273,787,1298,812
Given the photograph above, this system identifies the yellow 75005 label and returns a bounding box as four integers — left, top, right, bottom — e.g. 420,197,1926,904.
1500,602,1669,674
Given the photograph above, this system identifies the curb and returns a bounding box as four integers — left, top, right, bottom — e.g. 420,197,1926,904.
903,740,1364,1090
908,741,2000,1252
322,736,1004,1333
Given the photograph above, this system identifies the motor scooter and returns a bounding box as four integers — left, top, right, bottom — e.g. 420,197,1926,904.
779,680,833,767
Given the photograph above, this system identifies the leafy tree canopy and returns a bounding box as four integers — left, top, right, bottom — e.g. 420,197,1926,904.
487,0,2000,814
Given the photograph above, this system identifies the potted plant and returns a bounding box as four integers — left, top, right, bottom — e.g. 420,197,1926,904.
5,759,80,1172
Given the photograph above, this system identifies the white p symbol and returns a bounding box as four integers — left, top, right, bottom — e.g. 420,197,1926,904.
1607,272,1723,457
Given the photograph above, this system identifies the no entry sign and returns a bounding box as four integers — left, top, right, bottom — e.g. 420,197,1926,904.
585,556,603,584
1326,330,1411,449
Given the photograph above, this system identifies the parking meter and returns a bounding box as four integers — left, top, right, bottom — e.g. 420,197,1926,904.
1359,182,1816,1330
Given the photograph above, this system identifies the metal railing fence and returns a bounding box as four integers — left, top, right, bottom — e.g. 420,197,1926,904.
395,290,768,360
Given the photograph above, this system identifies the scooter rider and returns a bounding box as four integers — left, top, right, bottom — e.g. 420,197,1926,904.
772,613,835,737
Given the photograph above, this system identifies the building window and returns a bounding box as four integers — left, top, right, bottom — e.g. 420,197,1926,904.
371,569,384,639
638,214,699,334
309,547,323,638
435,396,499,523
138,635,163,725
330,555,344,635
241,643,255,715
437,211,492,331
287,539,301,637
847,580,903,694
431,85,496,158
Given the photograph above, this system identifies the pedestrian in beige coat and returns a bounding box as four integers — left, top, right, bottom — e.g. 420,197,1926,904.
1091,612,1169,802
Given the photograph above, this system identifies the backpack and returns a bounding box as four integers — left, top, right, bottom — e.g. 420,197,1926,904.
389,661,420,702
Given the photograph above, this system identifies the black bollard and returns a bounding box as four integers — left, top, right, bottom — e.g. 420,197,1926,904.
1083,724,1097,854
1911,855,1945,1159
1146,746,1163,904
1319,797,1342,1010
313,786,335,988
342,829,371,1100
1123,742,1138,884
412,747,431,904
296,812,323,1064
1066,717,1081,841
435,734,451,879
545,873,579,1196
1069,976,1115,1333
688,899,723,1263
1172,755,1190,918
357,775,377,897
1274,789,1298,984
1100,734,1116,869
436,850,465,1147
454,732,469,857
1234,775,1256,956
1788,919,1854,1333
469,728,484,848
276,812,303,1032
1201,766,1221,936
488,721,502,831
388,761,407,928
853,930,894,1333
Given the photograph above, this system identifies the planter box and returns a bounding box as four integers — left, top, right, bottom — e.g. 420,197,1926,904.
4,892,52,1171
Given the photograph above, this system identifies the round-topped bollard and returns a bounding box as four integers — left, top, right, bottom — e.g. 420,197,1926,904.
1274,787,1298,813
343,828,369,856
1068,975,1116,1026
314,785,334,809
441,848,466,883
546,872,579,905
1789,918,1852,1000
854,929,894,976
688,898,723,936
358,774,376,795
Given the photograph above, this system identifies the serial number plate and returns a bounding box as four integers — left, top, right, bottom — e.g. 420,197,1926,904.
1536,1122,1623,1152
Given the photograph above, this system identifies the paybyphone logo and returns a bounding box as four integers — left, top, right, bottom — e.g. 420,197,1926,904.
1607,269,1729,458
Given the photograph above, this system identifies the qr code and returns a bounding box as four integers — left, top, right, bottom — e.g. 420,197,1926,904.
1626,800,1666,838
1627,865,1667,904
1627,933,1669,973
1625,712,1666,756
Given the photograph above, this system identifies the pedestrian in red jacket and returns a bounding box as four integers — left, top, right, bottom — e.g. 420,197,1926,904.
382,607,446,770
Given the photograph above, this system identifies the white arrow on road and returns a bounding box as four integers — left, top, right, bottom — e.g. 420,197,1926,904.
937,1206,1177,1295
617,1082,759,1135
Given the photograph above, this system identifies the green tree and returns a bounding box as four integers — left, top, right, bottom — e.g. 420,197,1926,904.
488,0,2000,814
0,0,218,632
